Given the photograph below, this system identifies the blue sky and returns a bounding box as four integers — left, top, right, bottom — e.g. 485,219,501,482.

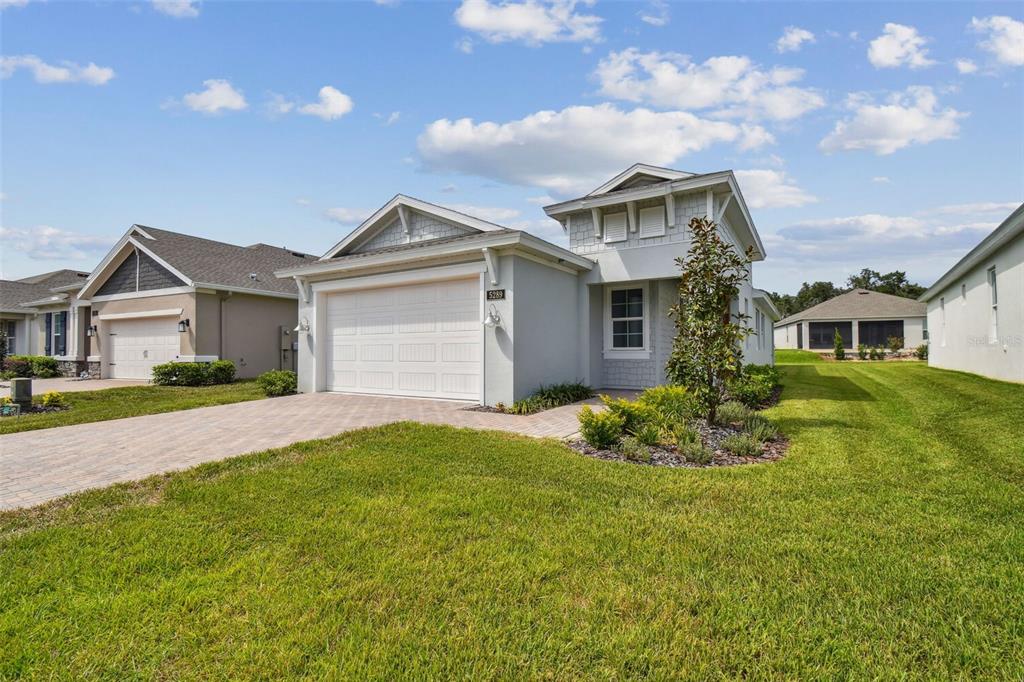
1,0,1022,292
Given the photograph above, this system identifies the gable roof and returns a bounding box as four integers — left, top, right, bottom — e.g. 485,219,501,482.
587,163,696,196
79,224,317,299
776,289,927,326
16,269,90,288
0,279,56,313
919,203,1024,302
322,194,508,260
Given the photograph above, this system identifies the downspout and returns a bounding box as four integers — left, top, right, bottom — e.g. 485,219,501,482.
219,291,232,360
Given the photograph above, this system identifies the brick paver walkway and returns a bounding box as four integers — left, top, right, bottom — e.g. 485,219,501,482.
0,392,611,510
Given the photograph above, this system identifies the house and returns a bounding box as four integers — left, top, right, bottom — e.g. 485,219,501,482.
71,225,317,380
919,203,1023,383
0,269,91,373
277,164,775,406
774,289,927,352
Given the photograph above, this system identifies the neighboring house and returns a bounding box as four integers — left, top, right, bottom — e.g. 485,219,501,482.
774,289,927,352
277,164,775,405
919,204,1023,383
0,270,90,372
73,225,317,380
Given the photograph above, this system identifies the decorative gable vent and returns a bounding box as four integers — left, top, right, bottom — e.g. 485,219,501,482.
638,206,666,238
603,212,627,243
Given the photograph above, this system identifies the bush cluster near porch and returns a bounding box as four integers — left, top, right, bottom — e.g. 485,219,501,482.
0,381,265,435
2,363,1021,678
0,355,60,379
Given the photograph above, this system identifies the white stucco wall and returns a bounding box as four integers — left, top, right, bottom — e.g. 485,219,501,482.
926,231,1023,382
747,298,776,365
774,317,925,351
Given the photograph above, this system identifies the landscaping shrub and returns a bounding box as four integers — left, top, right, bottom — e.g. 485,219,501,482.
600,396,661,434
1,355,58,378
578,406,624,449
915,344,929,361
833,329,846,360
869,346,884,361
2,357,32,378
715,400,751,426
39,391,68,409
726,364,781,408
633,421,662,447
858,344,868,361
637,385,695,422
152,360,236,386
679,440,713,465
617,435,651,463
257,370,298,397
743,414,778,443
28,356,60,378
505,382,593,415
721,433,762,457
673,423,701,447
888,336,904,354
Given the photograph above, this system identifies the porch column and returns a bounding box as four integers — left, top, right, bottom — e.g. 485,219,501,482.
851,319,859,350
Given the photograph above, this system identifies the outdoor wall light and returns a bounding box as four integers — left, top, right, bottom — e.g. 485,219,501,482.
85,325,98,337
482,304,502,329
177,318,190,333
294,317,310,333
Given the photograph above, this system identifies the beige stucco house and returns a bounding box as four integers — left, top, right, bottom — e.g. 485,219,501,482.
1,269,91,373
774,289,927,352
72,225,316,379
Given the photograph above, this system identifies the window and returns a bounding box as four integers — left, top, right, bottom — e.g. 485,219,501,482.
610,287,644,349
53,311,67,356
44,313,52,356
808,321,851,349
603,212,627,243
988,266,998,342
743,298,750,347
1,320,15,355
638,206,666,238
858,320,904,347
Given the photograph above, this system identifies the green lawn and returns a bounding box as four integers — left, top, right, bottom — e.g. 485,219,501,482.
775,348,824,363
0,381,265,434
2,364,1022,678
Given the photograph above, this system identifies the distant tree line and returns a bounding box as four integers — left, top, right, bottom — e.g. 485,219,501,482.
770,269,926,319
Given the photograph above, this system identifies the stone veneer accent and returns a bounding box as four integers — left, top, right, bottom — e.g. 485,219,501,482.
354,211,475,253
56,359,100,379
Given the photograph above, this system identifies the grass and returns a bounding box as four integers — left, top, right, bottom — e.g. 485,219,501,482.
775,348,824,363
2,363,1023,678
0,381,265,434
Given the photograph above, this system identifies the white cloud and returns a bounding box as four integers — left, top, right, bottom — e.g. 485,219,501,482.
295,198,311,206
819,86,965,155
594,49,825,121
526,194,555,205
0,55,115,85
923,201,1020,215
638,0,669,27
454,0,602,46
955,58,978,74
374,0,400,5
0,225,112,261
868,23,935,69
447,204,522,223
738,124,776,150
776,26,815,53
970,16,1024,66
182,79,247,114
417,103,751,194
374,111,401,125
734,170,817,209
324,207,373,224
0,0,33,9
871,176,891,184
298,86,354,121
152,0,199,18
265,92,295,118
456,37,475,54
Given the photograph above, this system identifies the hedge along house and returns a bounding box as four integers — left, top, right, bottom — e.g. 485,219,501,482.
919,203,1023,383
773,288,927,352
74,225,317,380
0,270,91,375
277,164,775,406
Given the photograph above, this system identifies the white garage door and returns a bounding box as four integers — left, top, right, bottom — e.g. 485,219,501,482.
324,277,481,400
108,317,180,380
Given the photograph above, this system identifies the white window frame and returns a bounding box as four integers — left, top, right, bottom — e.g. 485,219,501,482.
638,206,666,239
987,266,998,342
603,212,628,244
603,283,651,360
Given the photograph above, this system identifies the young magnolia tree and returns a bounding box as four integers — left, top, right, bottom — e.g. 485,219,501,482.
666,216,754,422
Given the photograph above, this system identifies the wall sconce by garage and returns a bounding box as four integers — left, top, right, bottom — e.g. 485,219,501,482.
177,318,190,333
85,325,98,337
482,304,502,329
294,317,310,333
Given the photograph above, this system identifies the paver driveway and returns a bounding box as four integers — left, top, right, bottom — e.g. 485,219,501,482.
0,392,604,510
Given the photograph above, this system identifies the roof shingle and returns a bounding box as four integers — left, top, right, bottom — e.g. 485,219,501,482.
776,289,927,326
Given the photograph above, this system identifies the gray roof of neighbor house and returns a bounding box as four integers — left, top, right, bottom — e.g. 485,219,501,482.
16,269,90,288
133,225,318,295
775,289,927,326
0,279,57,312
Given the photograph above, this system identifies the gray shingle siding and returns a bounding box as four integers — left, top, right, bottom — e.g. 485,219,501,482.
353,212,475,253
568,191,708,256
96,249,185,296
601,280,678,389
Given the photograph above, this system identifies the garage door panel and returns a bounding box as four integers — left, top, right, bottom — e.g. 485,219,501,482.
325,277,481,400
109,317,179,380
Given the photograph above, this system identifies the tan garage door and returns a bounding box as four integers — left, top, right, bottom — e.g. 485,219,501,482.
108,317,180,380
324,278,481,400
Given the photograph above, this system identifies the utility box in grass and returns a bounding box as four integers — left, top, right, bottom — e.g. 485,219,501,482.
10,377,32,411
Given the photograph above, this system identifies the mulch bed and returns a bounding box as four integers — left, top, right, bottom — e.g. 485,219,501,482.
1,405,68,418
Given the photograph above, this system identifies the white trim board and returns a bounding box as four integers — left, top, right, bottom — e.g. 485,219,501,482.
310,261,486,294
98,308,184,321
90,286,194,303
